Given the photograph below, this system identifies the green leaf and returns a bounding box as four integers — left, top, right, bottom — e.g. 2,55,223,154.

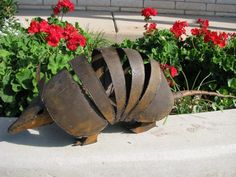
0,62,6,75
2,71,11,86
228,78,236,89
1,94,14,103
11,80,21,92
16,68,32,89
0,49,11,59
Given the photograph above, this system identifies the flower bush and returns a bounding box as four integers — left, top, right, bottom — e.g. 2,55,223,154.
0,3,235,116
0,0,18,28
0,0,108,116
117,7,236,114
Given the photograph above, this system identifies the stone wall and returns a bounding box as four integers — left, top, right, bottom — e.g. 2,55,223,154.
17,0,236,17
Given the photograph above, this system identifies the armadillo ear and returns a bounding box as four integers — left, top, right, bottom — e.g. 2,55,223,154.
8,96,53,134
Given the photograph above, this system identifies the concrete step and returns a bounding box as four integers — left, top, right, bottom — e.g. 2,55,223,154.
0,109,236,177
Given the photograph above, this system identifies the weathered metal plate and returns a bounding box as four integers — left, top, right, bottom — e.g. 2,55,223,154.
8,96,46,134
41,70,108,137
137,71,174,122
69,56,115,124
120,48,145,120
126,59,162,122
93,48,127,122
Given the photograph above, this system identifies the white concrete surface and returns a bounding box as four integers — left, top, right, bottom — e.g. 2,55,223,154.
16,0,236,17
114,12,236,42
0,109,236,177
15,10,236,43
16,10,116,41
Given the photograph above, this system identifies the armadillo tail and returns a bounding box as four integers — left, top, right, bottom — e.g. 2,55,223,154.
173,90,236,100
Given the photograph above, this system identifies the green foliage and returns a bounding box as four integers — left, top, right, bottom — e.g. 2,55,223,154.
117,30,180,67
0,23,107,116
0,0,18,28
117,29,236,114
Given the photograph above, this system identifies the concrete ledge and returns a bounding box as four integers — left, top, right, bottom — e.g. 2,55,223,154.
16,0,236,17
15,10,236,43
0,109,236,177
113,12,236,42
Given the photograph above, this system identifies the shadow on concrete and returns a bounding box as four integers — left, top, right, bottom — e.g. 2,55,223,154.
0,118,74,147
114,13,236,32
0,118,129,147
102,123,130,134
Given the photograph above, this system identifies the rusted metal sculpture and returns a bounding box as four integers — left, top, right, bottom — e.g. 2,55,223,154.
8,47,235,145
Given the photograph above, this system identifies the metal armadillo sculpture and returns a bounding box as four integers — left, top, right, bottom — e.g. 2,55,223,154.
7,47,205,145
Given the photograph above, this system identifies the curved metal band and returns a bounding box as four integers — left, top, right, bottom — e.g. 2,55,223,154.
93,48,127,121
138,71,174,122
120,48,145,120
41,70,108,137
126,59,162,121
69,56,115,124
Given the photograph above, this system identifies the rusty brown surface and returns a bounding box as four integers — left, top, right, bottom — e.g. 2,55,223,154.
120,48,145,121
69,56,115,124
41,70,108,137
8,47,175,145
126,59,162,122
93,48,127,122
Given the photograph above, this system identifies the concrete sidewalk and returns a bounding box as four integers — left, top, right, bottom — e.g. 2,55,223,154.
0,109,236,177
16,10,236,43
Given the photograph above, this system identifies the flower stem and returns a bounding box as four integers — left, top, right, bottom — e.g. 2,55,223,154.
61,13,64,21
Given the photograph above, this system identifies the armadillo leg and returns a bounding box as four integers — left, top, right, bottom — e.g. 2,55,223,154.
125,121,156,133
73,134,99,146
131,122,156,133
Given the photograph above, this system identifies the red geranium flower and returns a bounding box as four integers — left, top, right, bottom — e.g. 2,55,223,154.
197,18,209,29
66,34,86,51
38,20,49,33
66,38,79,51
46,25,64,47
28,20,49,34
53,5,61,15
160,64,178,78
191,28,201,36
160,64,178,87
63,23,86,50
63,23,78,40
228,32,236,38
141,7,158,18
170,20,189,38
145,23,157,33
204,31,228,48
28,20,40,34
169,66,178,78
53,0,75,15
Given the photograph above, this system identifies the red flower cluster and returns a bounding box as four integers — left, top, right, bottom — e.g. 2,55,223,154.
53,0,75,15
144,23,157,33
64,23,86,51
170,21,189,39
141,8,158,33
28,20,49,34
191,18,228,48
191,18,209,36
46,25,64,47
28,20,86,50
228,32,236,38
160,64,178,78
197,18,209,30
204,31,228,48
141,7,158,18
160,64,178,87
